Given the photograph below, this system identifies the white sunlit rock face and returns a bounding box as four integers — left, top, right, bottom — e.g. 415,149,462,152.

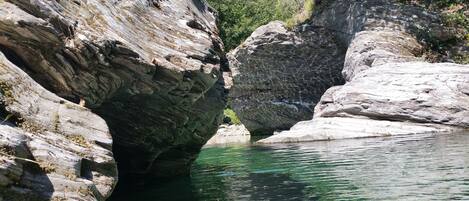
258,0,469,143
205,124,251,146
260,62,469,143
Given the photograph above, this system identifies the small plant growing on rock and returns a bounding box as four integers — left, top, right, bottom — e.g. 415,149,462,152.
224,108,241,125
285,0,315,29
51,196,67,201
19,121,45,134
39,161,56,173
66,135,91,148
64,170,77,180
0,81,13,105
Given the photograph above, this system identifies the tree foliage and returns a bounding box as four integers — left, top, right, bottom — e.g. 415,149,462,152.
206,0,311,50
400,0,468,63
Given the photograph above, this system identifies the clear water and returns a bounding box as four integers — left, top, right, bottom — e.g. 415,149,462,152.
112,133,469,201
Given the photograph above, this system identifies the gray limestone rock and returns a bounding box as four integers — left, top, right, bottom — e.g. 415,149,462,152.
316,62,469,127
0,52,117,200
259,0,469,143
260,62,469,144
205,124,251,146
228,21,345,135
0,0,228,184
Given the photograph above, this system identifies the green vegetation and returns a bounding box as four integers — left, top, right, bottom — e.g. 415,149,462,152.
206,0,314,50
66,135,91,148
403,0,467,8
400,0,468,63
223,108,241,125
285,0,315,29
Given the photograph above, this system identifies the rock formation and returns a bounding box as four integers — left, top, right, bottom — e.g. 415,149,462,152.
205,124,251,146
0,53,117,200
228,21,345,135
260,62,469,143
0,0,228,191
256,0,469,143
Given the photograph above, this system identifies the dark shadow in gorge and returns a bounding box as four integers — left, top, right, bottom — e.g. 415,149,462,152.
108,144,312,201
0,44,58,100
0,44,29,69
240,172,312,201
107,171,311,201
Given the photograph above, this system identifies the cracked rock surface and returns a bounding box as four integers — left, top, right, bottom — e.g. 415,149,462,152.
260,62,469,144
0,0,228,189
258,0,469,143
0,52,117,201
228,21,345,135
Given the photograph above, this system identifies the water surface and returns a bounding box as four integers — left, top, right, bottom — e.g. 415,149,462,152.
112,133,469,200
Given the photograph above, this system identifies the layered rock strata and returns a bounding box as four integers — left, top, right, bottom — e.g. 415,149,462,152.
260,62,469,143
228,21,345,135
0,53,117,200
0,0,227,185
259,0,469,143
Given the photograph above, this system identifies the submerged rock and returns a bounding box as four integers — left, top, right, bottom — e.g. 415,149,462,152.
0,53,117,200
0,0,227,186
259,0,469,143
228,21,345,135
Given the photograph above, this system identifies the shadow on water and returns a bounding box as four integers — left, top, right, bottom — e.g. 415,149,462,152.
109,144,351,201
241,172,311,201
109,168,311,201
110,133,469,200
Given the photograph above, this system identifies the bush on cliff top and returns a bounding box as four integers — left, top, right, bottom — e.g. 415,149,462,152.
400,0,469,63
206,0,313,50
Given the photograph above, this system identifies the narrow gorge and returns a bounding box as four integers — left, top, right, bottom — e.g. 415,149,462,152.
0,0,227,200
0,0,467,200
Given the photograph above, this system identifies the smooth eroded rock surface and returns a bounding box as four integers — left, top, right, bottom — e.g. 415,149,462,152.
228,21,345,135
260,62,469,143
205,124,251,146
259,117,462,144
0,0,228,184
260,0,469,143
0,53,117,201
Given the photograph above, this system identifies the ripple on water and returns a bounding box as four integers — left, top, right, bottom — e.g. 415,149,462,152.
109,132,469,201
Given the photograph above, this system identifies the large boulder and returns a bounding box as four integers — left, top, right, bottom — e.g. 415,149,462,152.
259,0,469,143
0,53,117,200
0,0,228,184
260,62,469,143
228,21,345,135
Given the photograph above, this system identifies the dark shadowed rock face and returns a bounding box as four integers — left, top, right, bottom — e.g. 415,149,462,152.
228,21,345,135
0,0,228,186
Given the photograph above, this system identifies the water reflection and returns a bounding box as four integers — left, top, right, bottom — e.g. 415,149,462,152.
110,132,469,201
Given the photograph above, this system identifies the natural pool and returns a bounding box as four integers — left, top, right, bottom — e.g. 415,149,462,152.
111,133,469,200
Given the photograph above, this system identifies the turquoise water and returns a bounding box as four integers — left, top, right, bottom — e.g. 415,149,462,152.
112,133,469,200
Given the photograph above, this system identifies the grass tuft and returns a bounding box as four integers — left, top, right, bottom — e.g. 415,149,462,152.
224,108,241,125
285,0,315,29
